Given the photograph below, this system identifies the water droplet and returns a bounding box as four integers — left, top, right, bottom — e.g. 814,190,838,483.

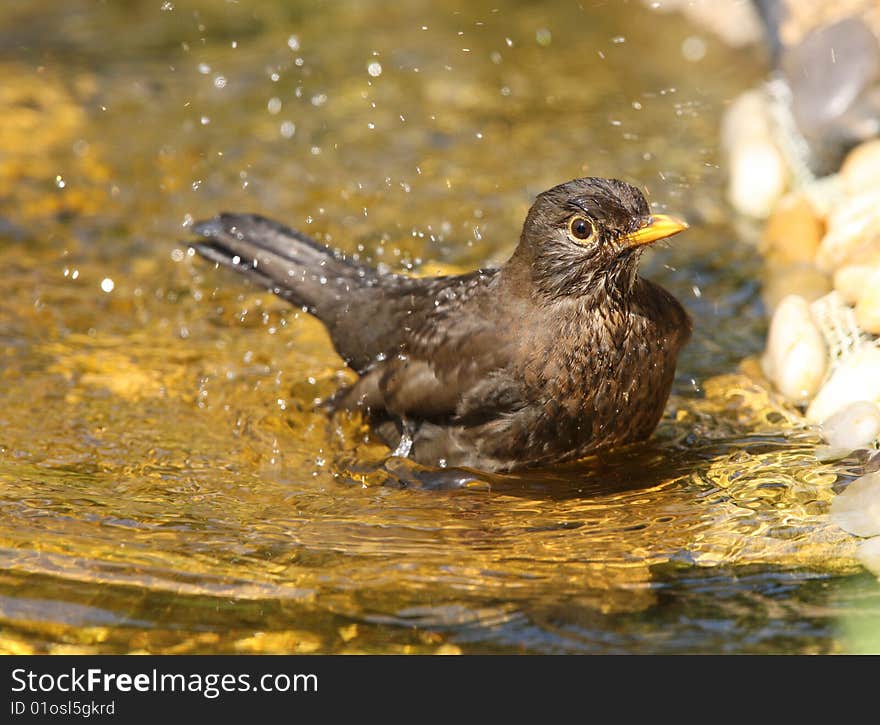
160,1,174,10
287,35,300,51
612,36,626,44
200,115,210,125
681,35,707,62
55,175,66,189
198,62,211,74
280,120,296,138
311,93,327,107
213,75,227,89
367,61,382,77
100,278,115,293
536,28,552,46
267,97,282,114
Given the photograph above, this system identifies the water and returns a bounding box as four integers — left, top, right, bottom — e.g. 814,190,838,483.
1,0,879,654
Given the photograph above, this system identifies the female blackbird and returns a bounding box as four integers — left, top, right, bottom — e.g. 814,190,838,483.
192,177,691,472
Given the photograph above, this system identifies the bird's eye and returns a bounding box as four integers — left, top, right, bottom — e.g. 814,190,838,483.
568,215,595,242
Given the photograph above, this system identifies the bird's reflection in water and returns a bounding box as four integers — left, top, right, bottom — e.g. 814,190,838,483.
341,438,707,501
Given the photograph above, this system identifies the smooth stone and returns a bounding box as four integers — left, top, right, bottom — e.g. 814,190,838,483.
806,344,880,422
841,139,880,195
721,90,771,149
820,400,880,452
762,263,831,315
857,537,880,578
782,18,880,176
646,0,762,48
830,471,880,537
721,90,788,219
761,295,828,406
855,269,880,334
726,141,788,219
833,264,878,305
762,193,824,265
816,189,880,272
814,445,856,462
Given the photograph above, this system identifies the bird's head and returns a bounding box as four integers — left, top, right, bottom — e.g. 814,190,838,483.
512,177,688,302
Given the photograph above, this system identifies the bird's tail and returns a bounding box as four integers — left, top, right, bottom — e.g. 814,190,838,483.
190,213,367,314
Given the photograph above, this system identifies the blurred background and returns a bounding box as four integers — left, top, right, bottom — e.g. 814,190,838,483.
1,0,879,654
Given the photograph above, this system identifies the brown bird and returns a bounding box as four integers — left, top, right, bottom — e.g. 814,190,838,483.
191,177,691,472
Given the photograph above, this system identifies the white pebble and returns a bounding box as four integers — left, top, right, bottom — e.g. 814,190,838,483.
761,295,827,406
720,90,769,148
841,139,880,196
856,537,880,578
855,269,880,334
726,141,788,219
807,344,880,422
819,401,880,457
816,189,880,273
833,264,877,305
830,471,880,537
721,90,787,219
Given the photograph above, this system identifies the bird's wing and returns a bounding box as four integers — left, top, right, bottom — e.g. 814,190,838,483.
382,327,521,422
320,268,490,374
342,274,529,423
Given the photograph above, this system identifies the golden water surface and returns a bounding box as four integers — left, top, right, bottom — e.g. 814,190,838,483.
1,0,878,654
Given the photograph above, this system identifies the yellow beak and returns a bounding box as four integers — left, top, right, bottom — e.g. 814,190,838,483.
624,214,689,247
